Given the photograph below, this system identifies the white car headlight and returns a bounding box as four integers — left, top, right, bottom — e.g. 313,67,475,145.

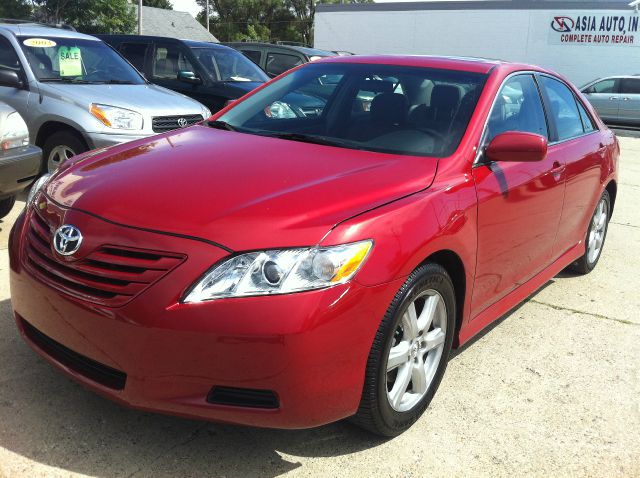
1,111,29,150
203,106,212,119
27,173,51,205
90,103,143,130
183,240,373,303
264,101,297,119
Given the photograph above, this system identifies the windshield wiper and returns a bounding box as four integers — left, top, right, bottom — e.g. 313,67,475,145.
39,77,92,84
207,120,237,132
265,132,351,148
97,79,135,84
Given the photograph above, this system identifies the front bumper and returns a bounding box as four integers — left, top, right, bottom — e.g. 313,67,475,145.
84,131,152,149
9,204,401,429
0,145,41,199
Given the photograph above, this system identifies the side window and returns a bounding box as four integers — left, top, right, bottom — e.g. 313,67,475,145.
540,76,584,141
485,75,548,143
621,78,640,95
241,50,261,65
265,52,302,78
576,99,596,133
588,79,616,94
151,44,194,80
119,42,148,73
0,36,24,78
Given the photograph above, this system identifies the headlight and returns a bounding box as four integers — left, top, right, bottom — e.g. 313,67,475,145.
183,240,373,303
90,103,143,130
27,173,51,205
1,111,29,150
264,101,298,119
203,106,212,119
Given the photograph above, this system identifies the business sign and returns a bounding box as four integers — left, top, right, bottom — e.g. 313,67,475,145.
549,13,640,46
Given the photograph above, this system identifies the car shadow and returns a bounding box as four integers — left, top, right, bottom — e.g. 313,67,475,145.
0,278,553,477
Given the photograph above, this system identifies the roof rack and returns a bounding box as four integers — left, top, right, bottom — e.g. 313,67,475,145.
0,18,76,31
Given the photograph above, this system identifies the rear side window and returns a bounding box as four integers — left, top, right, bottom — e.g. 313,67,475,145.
265,52,303,77
152,44,194,80
0,36,24,77
540,76,584,141
576,99,596,132
241,50,261,65
621,78,640,95
485,74,548,142
119,42,148,73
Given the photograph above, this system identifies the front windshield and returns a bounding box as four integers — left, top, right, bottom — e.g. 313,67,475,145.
19,36,145,84
192,47,268,82
218,63,487,157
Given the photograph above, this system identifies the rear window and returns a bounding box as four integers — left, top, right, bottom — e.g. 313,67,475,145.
218,62,488,158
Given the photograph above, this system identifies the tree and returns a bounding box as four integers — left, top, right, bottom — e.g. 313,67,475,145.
31,0,136,33
0,0,32,20
143,0,173,9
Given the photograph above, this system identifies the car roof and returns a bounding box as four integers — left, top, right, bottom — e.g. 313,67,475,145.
225,42,334,57
316,55,522,75
98,34,234,51
0,23,99,41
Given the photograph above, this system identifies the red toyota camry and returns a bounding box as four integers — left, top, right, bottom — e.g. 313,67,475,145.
10,56,618,436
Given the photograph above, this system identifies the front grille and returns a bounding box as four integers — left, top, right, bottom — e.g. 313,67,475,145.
20,317,127,390
207,386,280,409
152,114,203,133
23,211,185,307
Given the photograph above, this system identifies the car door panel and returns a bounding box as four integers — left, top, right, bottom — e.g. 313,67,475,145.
583,79,620,123
618,78,640,126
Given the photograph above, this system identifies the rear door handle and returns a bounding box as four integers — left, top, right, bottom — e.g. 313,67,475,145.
622,97,630,101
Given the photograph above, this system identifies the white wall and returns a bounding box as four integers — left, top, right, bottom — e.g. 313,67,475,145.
315,8,639,85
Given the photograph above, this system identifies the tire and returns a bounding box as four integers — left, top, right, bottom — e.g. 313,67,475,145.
42,131,87,173
570,189,611,275
352,263,456,437
0,196,16,219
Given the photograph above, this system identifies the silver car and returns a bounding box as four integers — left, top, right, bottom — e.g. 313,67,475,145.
581,76,640,126
0,24,211,172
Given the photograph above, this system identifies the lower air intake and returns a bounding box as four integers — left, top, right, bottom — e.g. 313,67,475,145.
207,386,279,409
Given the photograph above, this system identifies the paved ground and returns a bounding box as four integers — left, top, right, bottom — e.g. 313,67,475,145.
0,137,639,478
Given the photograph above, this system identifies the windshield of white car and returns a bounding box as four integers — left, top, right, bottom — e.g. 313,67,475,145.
191,47,268,83
218,62,488,158
19,36,145,85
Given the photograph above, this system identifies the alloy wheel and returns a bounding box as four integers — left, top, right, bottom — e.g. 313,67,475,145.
587,197,608,264
386,289,447,412
48,145,76,173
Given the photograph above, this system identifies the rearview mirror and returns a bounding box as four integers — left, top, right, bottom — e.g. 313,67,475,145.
0,69,24,89
177,70,202,85
485,131,547,163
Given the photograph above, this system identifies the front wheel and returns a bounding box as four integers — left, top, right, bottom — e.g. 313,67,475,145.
0,196,16,219
42,131,87,173
570,189,611,274
352,263,456,436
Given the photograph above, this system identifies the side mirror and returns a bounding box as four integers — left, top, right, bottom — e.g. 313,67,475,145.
485,131,547,163
177,70,202,85
0,69,24,89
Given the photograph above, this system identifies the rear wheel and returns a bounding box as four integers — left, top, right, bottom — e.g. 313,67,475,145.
42,131,87,173
570,189,610,274
352,263,456,436
0,196,16,219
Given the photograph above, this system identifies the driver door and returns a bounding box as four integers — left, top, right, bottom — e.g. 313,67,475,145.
470,74,566,318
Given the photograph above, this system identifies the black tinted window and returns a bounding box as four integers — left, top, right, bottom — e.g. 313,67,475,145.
242,50,261,65
576,99,596,132
265,52,302,77
219,63,487,157
486,75,548,142
540,76,584,141
119,42,148,72
621,78,640,95
0,37,22,75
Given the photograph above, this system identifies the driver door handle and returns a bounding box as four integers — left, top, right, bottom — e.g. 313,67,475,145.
551,160,565,174
609,96,618,100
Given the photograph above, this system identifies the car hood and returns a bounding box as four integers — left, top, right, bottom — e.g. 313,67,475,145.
42,83,205,114
46,126,438,251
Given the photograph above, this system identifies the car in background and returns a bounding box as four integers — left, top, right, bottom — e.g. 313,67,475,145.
11,56,618,437
581,75,640,126
0,23,210,172
0,102,40,218
224,42,335,78
99,35,269,113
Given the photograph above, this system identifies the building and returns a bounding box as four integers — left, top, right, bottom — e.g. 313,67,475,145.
131,4,217,42
314,0,638,85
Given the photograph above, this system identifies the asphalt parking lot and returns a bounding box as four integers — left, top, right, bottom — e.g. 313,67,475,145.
0,137,639,478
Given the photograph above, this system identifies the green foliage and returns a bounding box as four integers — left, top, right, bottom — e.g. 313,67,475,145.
0,0,32,20
143,0,173,10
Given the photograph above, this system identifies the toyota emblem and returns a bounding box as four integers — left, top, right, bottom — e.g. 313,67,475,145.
177,117,188,128
53,224,83,256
